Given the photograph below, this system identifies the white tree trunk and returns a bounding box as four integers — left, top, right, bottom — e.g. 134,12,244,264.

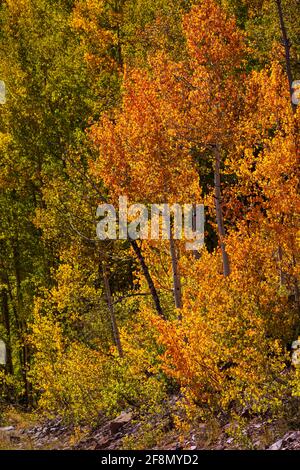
213,145,230,277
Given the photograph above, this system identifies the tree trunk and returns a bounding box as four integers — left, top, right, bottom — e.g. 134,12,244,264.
22,343,33,408
275,0,296,113
277,245,285,287
213,145,230,277
169,234,183,313
130,240,166,319
12,240,31,406
102,263,123,358
1,285,13,375
192,203,201,260
275,1,300,317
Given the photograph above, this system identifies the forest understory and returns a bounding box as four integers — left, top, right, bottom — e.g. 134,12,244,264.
0,397,300,450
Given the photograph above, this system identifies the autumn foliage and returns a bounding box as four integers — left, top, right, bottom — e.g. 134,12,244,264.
0,0,299,445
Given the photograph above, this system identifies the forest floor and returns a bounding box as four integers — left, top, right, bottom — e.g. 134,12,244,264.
0,403,300,451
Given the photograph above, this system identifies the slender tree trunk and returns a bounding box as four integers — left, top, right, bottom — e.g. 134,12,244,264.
275,1,300,318
12,240,31,405
277,245,285,287
22,344,32,408
192,203,201,260
213,145,230,277
169,234,183,313
115,0,123,70
1,285,13,375
291,246,300,317
275,0,296,113
130,240,166,319
102,263,123,358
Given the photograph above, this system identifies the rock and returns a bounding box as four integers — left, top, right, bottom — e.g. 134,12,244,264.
110,412,132,435
253,440,261,449
0,426,14,432
268,431,300,451
175,443,183,450
268,439,283,450
9,434,21,443
94,436,113,450
253,423,262,429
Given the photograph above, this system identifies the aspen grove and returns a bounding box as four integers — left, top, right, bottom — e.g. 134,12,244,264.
0,0,299,449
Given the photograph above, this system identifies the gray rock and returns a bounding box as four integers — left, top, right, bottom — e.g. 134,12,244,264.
268,439,283,450
110,412,132,435
268,431,300,451
0,426,14,432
